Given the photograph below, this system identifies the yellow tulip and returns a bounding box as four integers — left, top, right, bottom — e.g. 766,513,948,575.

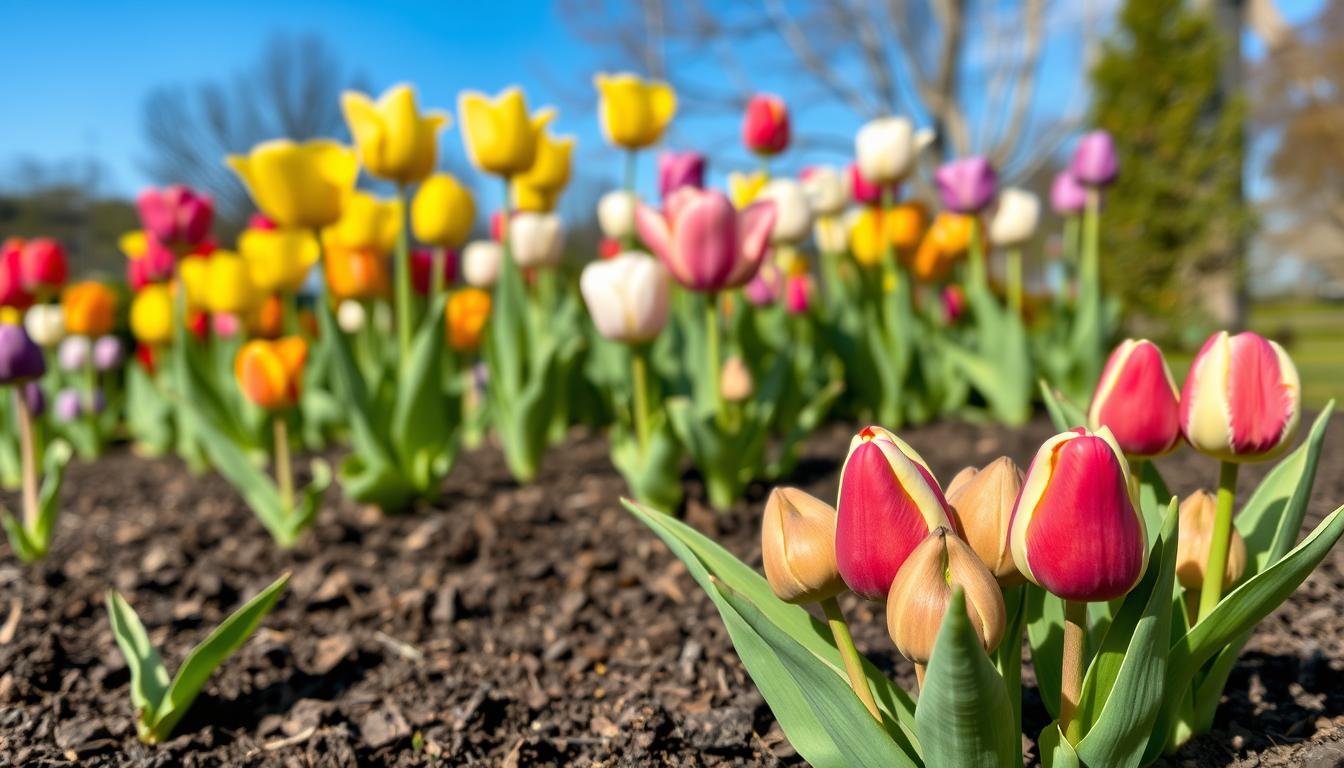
411,173,476,248
178,255,210,311
322,191,401,255
342,83,449,185
235,336,307,410
593,72,676,149
240,226,319,294
226,139,358,228
118,230,148,259
511,131,574,213
130,284,174,346
458,87,555,177
512,183,557,213
324,246,389,302
729,171,767,209
206,251,259,314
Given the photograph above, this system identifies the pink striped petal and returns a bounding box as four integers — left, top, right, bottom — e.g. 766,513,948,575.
1227,333,1292,455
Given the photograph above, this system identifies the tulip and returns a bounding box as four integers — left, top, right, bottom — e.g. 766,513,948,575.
512,131,575,213
728,171,767,209
341,83,448,184
62,281,116,337
57,335,91,372
757,179,812,245
594,72,676,150
988,188,1040,247
0,324,46,384
182,251,257,315
941,284,966,324
579,252,670,344
935,156,997,214
745,262,782,307
136,186,213,246
54,388,82,423
462,241,503,288
1176,490,1247,594
847,163,884,206
0,242,34,309
458,87,555,177
240,226,319,295
835,426,956,600
227,140,359,229
800,166,847,217
1050,170,1089,215
596,191,638,241
1070,130,1119,187
945,457,1024,585
719,355,754,402
742,94,789,156
657,151,705,200
17,238,68,296
855,117,926,185
336,300,367,334
410,248,457,296
209,312,239,341
130,284,174,346
249,294,285,340
323,191,401,256
761,487,844,603
1181,331,1301,463
120,231,176,289
635,187,776,292
411,173,476,249
92,336,125,372
813,217,848,255
323,246,389,302
508,212,565,269
22,381,44,418
446,288,492,352
234,336,307,410
850,204,928,267
784,274,813,316
911,212,973,282
1088,339,1182,458
23,304,65,348
886,528,1006,666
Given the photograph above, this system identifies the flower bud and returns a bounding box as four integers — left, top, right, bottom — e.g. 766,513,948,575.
596,190,638,241
855,117,922,185
761,487,845,604
130,284,173,346
784,274,813,316
18,238,68,296
62,281,117,337
758,179,813,244
988,188,1040,247
235,336,307,410
1089,339,1182,458
54,388,82,423
409,247,457,296
657,150,705,201
1070,130,1119,187
462,240,503,288
92,335,125,372
580,252,670,344
742,94,790,156
935,156,997,214
23,304,65,348
446,288,492,352
58,334,90,372
719,355,754,402
836,426,956,600
800,165,847,217
1050,170,1088,215
411,173,475,248
508,212,565,269
1180,331,1301,463
1010,428,1148,602
1175,490,1246,593
336,299,367,334
886,528,1006,665
945,457,1024,586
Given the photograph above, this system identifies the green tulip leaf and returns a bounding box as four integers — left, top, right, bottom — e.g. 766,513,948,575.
106,590,171,738
1038,721,1082,768
315,297,398,468
1038,380,1088,432
391,293,458,494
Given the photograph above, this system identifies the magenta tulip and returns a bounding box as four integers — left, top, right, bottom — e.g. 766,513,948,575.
742,94,790,156
1050,170,1089,215
784,274,812,315
1069,130,1118,187
1180,331,1301,462
1088,339,1182,458
136,185,214,246
635,187,776,292
847,163,883,206
657,151,706,201
935,156,997,214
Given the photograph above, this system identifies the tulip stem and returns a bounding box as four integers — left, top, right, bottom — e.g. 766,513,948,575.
968,217,987,294
393,183,414,369
1061,599,1087,744
630,343,652,454
1197,461,1240,623
14,388,39,531
819,596,882,722
1079,189,1103,384
1007,247,1024,317
273,416,294,513
705,292,724,423
623,150,638,251
431,247,447,302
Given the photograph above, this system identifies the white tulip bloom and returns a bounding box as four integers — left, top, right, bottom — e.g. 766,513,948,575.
989,188,1041,247
462,240,504,288
579,252,670,344
509,212,565,269
596,190,638,241
758,179,813,244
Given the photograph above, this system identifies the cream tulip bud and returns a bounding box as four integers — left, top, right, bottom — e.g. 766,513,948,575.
336,299,367,334
800,166,847,217
596,190,638,241
720,355,754,402
945,457,1024,586
758,179,813,245
508,212,565,269
855,117,925,184
579,252,670,344
886,528,1006,666
988,188,1040,247
23,304,65,348
1176,490,1247,593
462,240,503,288
813,217,848,255
761,487,846,604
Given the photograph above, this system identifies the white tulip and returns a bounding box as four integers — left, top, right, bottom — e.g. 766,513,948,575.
801,165,847,216
509,212,565,269
462,240,503,288
989,188,1041,247
758,179,813,244
813,217,848,255
336,300,366,333
855,117,928,184
579,252,670,344
23,304,65,348
597,190,638,240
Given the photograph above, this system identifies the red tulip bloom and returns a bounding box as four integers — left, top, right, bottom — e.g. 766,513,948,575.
410,248,458,295
742,94,790,156
0,241,34,310
18,238,68,295
1180,331,1301,462
137,185,214,246
1088,339,1182,458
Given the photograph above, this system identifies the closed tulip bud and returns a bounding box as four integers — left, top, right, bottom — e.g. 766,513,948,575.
1180,331,1301,463
410,248,457,295
635,188,776,292
1010,428,1148,602
720,355,754,402
597,191,638,241
988,188,1040,247
784,274,813,316
580,253,670,344
92,336,125,372
758,179,812,245
18,238,69,296
800,166,847,216
235,337,307,410
212,312,242,339
130,284,174,346
657,151,705,200
886,528,1006,665
945,458,1024,585
0,324,46,384
336,299,367,334
22,381,44,417
412,173,476,249
136,186,214,247
58,334,91,372
0,242,34,310
1089,339,1182,458
227,140,358,229
458,87,556,177
847,163,884,206
941,285,966,324
445,288,492,352
62,281,117,337
935,156,997,214
742,94,790,156
1070,130,1119,187
342,83,448,184
856,117,924,185
508,212,565,269
761,487,845,604
728,171,768,209
240,226,319,295
323,246,389,302
594,73,676,150
54,388,82,423
23,304,65,348
836,426,956,600
462,241,503,288
1050,170,1089,215
1176,490,1247,593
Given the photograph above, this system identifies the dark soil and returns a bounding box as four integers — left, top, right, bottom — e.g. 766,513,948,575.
1,415,1342,766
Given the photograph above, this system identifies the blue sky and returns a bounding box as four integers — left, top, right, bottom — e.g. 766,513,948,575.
0,0,1326,203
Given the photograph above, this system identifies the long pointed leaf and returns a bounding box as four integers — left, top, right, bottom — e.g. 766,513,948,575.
105,591,170,739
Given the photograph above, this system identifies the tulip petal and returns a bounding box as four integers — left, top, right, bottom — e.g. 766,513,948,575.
1227,334,1294,455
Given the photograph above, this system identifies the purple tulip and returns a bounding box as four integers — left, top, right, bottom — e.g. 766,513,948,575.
1050,170,1089,215
21,381,45,416
658,151,705,201
92,335,125,372
1070,130,1118,187
0,324,46,384
54,388,81,423
935,157,997,214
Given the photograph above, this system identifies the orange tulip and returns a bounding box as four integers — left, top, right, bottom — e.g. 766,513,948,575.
887,202,928,253
324,246,389,301
849,203,928,267
446,288,491,352
235,336,307,410
911,212,973,282
249,294,286,339
62,281,118,336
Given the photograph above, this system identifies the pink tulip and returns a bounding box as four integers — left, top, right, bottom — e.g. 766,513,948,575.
1180,331,1301,462
784,274,812,315
0,242,34,310
847,163,884,206
935,156,997,214
744,261,781,306
1070,130,1119,188
742,94,790,156
658,151,706,201
941,285,966,324
835,426,956,600
1088,339,1182,458
1010,427,1147,602
137,185,214,246
1050,170,1089,215
127,236,177,291
635,187,776,292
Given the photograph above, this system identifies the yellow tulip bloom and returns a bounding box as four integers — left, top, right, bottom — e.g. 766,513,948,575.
593,72,676,149
130,284,174,346
322,191,402,255
226,139,358,228
458,87,555,177
235,336,307,410
342,83,449,185
511,130,574,212
446,288,491,352
511,183,558,213
729,171,768,209
200,251,258,314
411,173,476,248
239,226,319,295
118,230,148,259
